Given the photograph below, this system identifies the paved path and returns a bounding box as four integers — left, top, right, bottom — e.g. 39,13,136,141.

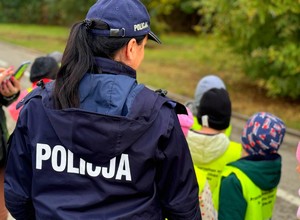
1,41,299,220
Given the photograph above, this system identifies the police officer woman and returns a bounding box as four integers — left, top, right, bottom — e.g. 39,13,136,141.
4,0,201,219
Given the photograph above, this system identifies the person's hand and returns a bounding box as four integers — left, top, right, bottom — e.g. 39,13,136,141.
0,76,21,97
0,67,14,83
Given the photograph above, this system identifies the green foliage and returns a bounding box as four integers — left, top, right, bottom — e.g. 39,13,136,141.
142,0,202,15
0,0,200,32
53,0,96,25
200,0,300,99
142,0,181,15
0,0,95,25
142,0,201,33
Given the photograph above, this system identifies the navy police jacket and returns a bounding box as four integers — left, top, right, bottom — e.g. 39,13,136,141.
4,58,201,220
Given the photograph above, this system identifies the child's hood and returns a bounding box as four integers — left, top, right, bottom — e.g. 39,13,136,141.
229,154,282,190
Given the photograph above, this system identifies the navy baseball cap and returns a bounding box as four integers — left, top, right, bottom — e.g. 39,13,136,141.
86,0,161,44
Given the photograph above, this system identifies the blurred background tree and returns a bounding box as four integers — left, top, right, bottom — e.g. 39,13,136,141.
0,0,299,99
0,0,95,25
198,0,300,99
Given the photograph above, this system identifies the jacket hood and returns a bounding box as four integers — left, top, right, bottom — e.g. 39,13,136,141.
44,105,156,165
32,58,167,166
187,130,230,164
229,154,282,190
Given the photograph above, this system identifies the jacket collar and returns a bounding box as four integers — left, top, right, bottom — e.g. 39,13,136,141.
94,57,136,78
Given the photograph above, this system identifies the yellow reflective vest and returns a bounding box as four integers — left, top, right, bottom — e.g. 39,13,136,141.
196,141,242,193
194,165,207,194
214,166,277,220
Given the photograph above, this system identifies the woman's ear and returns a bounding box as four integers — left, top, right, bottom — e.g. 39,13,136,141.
114,38,136,64
125,38,137,61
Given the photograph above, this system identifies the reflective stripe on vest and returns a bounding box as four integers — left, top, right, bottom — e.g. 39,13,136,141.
214,165,276,220
197,141,242,193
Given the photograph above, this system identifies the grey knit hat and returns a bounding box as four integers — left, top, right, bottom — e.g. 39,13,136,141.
47,51,63,63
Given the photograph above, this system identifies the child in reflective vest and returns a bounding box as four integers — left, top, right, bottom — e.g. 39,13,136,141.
178,107,218,220
186,88,242,194
214,112,286,220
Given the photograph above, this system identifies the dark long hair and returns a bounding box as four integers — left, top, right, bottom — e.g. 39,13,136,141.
53,20,145,109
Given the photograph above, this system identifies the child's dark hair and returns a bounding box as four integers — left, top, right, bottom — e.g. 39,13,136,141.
30,56,59,82
53,20,145,109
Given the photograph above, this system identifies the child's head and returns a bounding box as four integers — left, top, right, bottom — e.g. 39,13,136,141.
197,88,231,131
241,112,286,156
30,56,59,83
194,75,226,112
